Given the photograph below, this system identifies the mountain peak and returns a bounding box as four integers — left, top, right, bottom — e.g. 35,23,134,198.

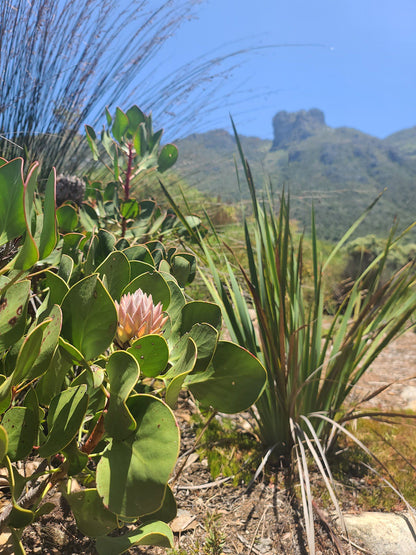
272,108,327,149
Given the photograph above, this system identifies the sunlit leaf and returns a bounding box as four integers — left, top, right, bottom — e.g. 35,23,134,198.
112,107,129,142
61,275,117,361
157,144,178,172
96,251,131,300
120,199,139,220
38,168,57,259
96,395,179,518
57,204,78,233
2,406,38,461
0,158,25,244
104,351,139,441
122,272,170,310
127,335,169,378
95,521,173,554
38,385,88,458
0,279,30,351
187,341,266,413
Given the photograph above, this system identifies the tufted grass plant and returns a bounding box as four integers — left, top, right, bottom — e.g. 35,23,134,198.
185,124,416,553
0,0,250,177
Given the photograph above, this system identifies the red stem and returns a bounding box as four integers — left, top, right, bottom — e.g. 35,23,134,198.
123,142,134,202
81,410,107,455
121,142,134,237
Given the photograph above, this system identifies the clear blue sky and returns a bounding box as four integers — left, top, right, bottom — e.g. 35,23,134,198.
150,0,416,139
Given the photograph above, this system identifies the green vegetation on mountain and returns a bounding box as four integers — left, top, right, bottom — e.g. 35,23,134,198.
384,126,416,161
174,109,416,241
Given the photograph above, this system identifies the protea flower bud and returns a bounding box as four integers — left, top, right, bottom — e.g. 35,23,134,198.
114,289,168,345
55,174,86,206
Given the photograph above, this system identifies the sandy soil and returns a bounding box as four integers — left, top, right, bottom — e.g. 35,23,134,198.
350,330,416,410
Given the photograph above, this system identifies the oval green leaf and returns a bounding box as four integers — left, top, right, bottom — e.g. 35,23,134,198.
38,168,57,259
105,351,139,441
95,521,173,554
123,245,154,264
38,385,88,458
122,272,170,310
112,107,129,142
180,301,222,334
158,144,178,172
96,251,131,300
57,204,78,233
27,305,62,380
61,275,117,361
96,395,179,518
2,407,38,461
129,260,155,281
65,488,118,538
57,254,74,283
0,279,30,351
12,320,51,385
0,158,25,243
165,337,197,408
44,270,69,306
13,162,40,270
36,345,73,406
127,335,169,378
120,199,139,220
187,341,266,414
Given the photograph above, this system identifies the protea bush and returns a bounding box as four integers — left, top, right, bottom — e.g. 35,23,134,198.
0,152,267,553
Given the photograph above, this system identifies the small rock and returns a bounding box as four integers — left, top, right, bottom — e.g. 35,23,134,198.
255,537,273,553
343,511,416,555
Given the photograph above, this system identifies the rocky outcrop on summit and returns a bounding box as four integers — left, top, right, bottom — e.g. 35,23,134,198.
175,109,416,241
272,108,327,149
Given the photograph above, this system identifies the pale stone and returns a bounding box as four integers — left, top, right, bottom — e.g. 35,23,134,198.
343,512,416,555
400,385,416,411
254,537,273,554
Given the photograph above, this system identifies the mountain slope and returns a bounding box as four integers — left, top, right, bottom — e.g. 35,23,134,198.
384,126,416,161
174,110,416,241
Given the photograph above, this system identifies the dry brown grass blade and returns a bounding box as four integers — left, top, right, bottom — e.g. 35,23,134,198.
347,371,416,412
290,420,315,554
312,500,346,555
339,411,416,425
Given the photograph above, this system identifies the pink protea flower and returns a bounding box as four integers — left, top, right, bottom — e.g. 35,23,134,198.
114,289,168,345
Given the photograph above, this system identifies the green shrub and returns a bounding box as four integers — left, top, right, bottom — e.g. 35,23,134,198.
0,144,266,553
